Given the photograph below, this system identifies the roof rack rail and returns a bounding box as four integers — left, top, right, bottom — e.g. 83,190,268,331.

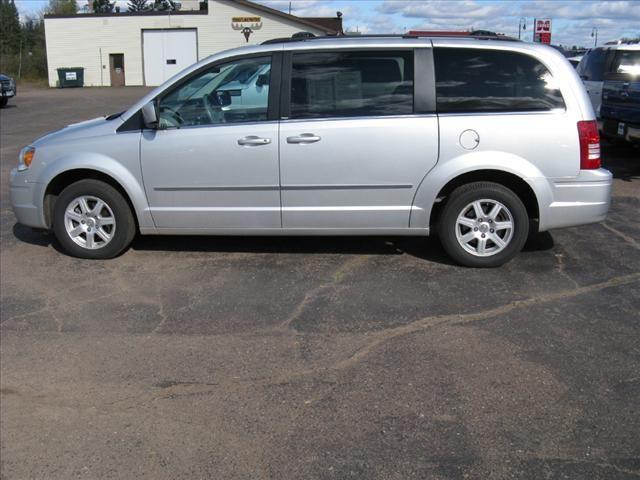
261,32,518,45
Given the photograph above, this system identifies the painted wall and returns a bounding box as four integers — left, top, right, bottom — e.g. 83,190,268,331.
44,0,326,87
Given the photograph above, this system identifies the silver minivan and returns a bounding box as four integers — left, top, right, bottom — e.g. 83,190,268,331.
10,35,612,267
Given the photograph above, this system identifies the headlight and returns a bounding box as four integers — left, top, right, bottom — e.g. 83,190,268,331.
18,146,35,172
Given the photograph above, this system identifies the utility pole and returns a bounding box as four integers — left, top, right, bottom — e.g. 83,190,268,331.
288,1,291,15
591,27,598,47
18,36,23,80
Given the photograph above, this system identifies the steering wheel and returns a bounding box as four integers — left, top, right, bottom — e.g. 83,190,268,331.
203,92,227,124
201,94,217,124
159,106,184,128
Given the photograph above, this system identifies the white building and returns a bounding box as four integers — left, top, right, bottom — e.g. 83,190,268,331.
44,0,342,87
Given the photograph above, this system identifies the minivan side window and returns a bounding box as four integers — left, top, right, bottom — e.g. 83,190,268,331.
434,48,565,113
158,56,271,128
289,51,414,119
576,48,607,81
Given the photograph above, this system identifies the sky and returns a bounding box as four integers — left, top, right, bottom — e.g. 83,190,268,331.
15,0,640,48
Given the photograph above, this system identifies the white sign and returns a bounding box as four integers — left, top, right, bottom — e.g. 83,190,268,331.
65,71,77,81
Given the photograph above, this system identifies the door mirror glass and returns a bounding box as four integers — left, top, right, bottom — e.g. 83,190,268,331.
214,90,232,107
256,72,269,87
141,101,158,128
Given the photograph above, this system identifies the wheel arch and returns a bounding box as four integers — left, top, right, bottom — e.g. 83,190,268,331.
43,168,147,230
428,170,540,233
410,154,551,234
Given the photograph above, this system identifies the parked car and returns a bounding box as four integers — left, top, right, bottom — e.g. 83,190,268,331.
576,41,639,117
568,55,583,68
10,35,612,267
0,73,16,107
600,47,640,145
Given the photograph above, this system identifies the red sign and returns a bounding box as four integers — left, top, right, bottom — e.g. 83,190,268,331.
534,18,552,44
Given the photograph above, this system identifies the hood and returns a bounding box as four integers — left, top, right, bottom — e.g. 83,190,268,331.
32,116,122,147
0,74,12,81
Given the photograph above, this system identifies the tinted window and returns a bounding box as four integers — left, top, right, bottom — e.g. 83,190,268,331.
158,56,271,128
434,48,565,113
610,50,640,78
289,51,414,119
576,48,607,81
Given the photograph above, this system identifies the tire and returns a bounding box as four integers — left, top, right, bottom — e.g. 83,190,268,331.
52,179,136,259
0,97,8,108
437,182,529,268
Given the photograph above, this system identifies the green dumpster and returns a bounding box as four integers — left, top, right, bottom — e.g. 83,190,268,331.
56,68,84,88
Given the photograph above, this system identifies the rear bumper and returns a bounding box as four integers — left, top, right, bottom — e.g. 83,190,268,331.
538,169,612,231
9,169,47,229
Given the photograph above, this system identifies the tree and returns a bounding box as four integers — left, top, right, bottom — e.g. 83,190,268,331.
0,0,21,55
127,0,149,11
92,0,114,13
46,0,78,15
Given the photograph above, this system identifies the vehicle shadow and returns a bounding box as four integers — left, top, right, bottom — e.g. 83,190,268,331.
601,141,640,182
13,223,555,264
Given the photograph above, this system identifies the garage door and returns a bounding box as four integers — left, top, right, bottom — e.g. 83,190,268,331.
143,29,198,86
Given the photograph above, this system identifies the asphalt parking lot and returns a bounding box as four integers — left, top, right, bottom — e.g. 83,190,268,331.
1,86,639,479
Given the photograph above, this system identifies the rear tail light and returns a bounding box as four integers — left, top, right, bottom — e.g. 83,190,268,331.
577,120,601,170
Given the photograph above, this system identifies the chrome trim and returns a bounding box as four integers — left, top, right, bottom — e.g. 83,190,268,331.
280,114,437,123
154,185,279,191
437,109,566,117
282,184,413,190
155,184,414,191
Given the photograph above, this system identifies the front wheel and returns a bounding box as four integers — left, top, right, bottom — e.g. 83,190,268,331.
438,182,529,268
52,179,136,259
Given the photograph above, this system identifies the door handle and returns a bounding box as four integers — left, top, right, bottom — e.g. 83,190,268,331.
286,133,321,144
237,136,271,146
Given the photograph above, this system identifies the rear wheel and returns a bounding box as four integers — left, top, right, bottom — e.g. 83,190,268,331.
438,182,529,267
52,179,135,259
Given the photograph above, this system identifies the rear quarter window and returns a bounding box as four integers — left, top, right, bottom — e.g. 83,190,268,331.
576,48,608,81
434,48,565,113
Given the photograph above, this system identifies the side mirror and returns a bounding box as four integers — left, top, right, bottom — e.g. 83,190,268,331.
256,72,270,87
141,101,158,128
215,90,232,107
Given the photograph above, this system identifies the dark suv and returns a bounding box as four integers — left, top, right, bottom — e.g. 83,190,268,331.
0,73,16,107
600,47,640,145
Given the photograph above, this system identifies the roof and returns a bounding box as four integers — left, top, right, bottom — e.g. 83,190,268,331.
44,0,340,34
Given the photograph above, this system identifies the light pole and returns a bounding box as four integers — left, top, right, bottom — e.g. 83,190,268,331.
518,17,526,40
591,27,598,47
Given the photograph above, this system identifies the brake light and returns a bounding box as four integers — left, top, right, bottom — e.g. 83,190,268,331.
577,120,601,169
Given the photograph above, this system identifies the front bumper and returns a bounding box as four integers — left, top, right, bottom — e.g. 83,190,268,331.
538,169,613,231
9,169,47,229
1,86,16,98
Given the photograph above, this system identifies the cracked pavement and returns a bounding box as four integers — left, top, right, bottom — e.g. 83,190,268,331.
1,87,640,479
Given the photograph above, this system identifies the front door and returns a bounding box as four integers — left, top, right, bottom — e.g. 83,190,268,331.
109,54,125,87
279,49,439,230
141,55,281,229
